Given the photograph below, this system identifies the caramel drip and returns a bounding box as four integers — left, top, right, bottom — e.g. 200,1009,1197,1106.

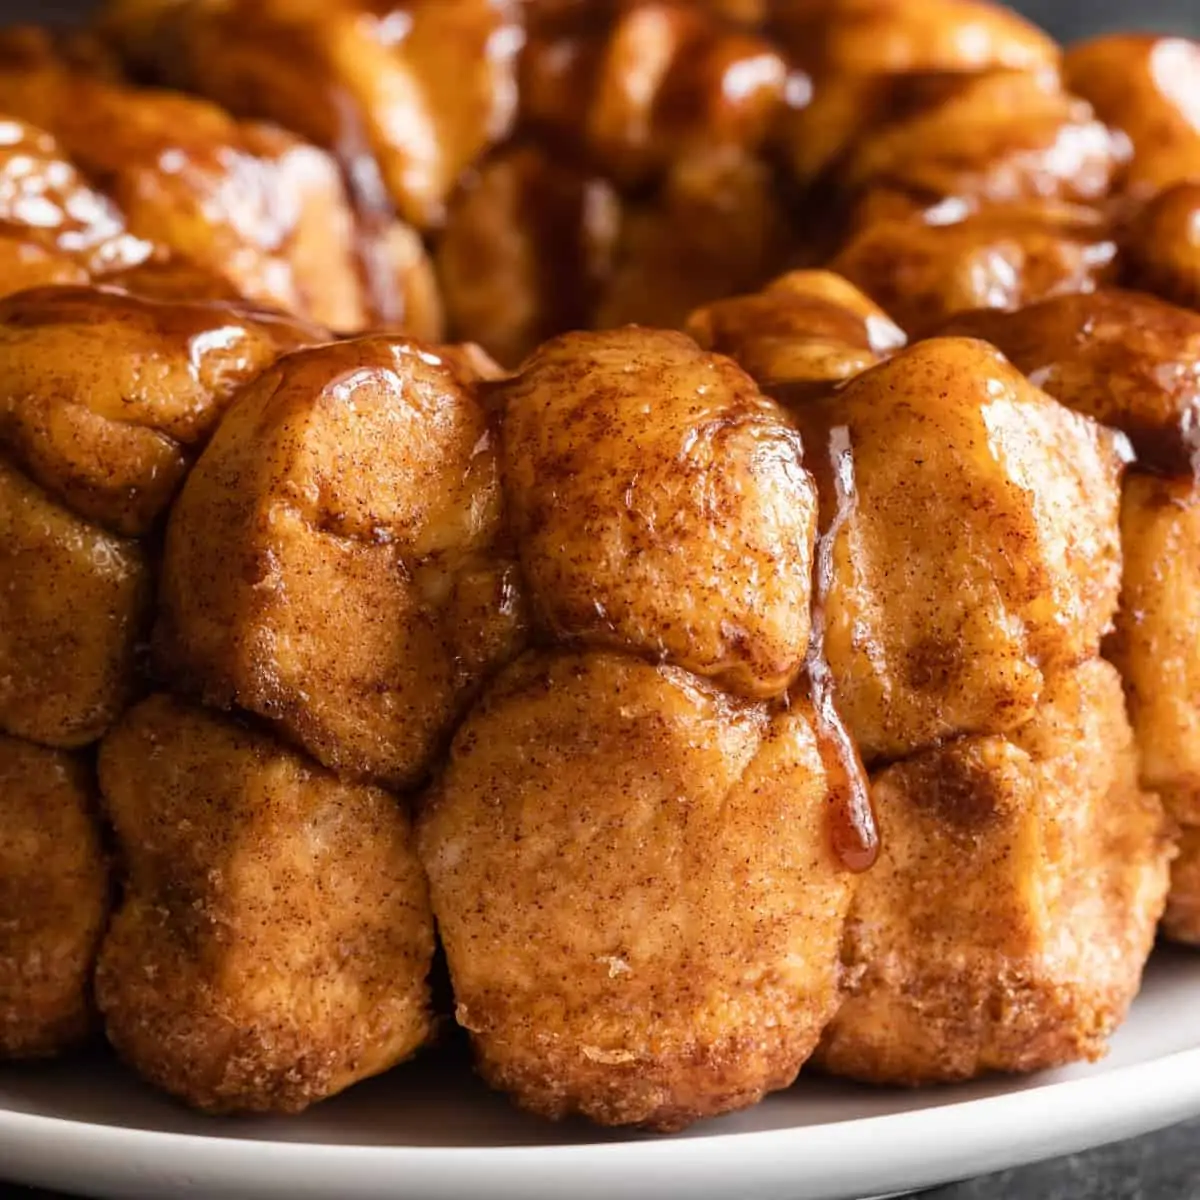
332,90,406,328
806,423,879,872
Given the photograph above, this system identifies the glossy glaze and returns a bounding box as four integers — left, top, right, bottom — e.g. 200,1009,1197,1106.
788,337,1125,762
157,336,526,788
1066,34,1200,196
520,1,787,185
437,143,619,365
0,285,324,536
943,289,1200,475
687,269,906,392
0,117,149,279
0,53,374,330
833,202,1118,336
495,327,817,699
775,0,1059,183
804,422,878,874
1124,181,1200,312
104,0,523,232
841,69,1120,219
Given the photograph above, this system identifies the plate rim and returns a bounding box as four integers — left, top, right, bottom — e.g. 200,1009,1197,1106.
4,1040,1200,1155
4,1041,1200,1200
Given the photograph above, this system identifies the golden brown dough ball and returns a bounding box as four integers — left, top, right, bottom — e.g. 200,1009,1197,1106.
437,144,620,366
362,220,447,343
86,0,185,65
1165,827,1200,945
686,268,906,393
0,736,108,1059
1109,473,1200,944
773,0,1057,78
789,337,1125,762
1122,182,1200,312
0,57,387,332
0,285,318,748
0,238,89,295
157,337,525,788
831,202,1117,337
1113,473,1200,801
518,0,790,332
495,327,816,699
0,131,253,308
840,69,1118,223
593,146,791,333
0,116,149,280
942,294,1200,945
522,0,766,25
700,0,765,21
0,286,324,538
0,112,151,298
419,650,855,1130
816,660,1170,1084
0,23,124,80
96,694,434,1114
0,458,149,748
101,0,523,233
774,0,1060,185
1064,34,1200,197
520,1,788,187
942,289,1200,475
97,257,252,306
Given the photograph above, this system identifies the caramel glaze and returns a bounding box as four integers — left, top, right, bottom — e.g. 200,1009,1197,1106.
97,5,400,321
0,24,122,80
438,142,619,365
514,147,618,352
1122,182,1200,315
942,289,1200,478
519,0,787,188
0,60,364,328
0,280,323,346
803,421,879,874
1064,34,1200,197
332,89,408,328
0,115,149,276
0,284,325,538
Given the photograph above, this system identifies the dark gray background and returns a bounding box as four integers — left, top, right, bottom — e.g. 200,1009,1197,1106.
26,0,1200,36
1007,0,1199,38
3,0,1200,1197
19,0,1200,38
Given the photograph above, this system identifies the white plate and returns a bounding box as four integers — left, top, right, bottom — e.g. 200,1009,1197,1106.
2,947,1199,1200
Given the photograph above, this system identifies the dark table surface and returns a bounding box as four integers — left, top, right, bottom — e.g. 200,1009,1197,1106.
4,0,1200,1196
